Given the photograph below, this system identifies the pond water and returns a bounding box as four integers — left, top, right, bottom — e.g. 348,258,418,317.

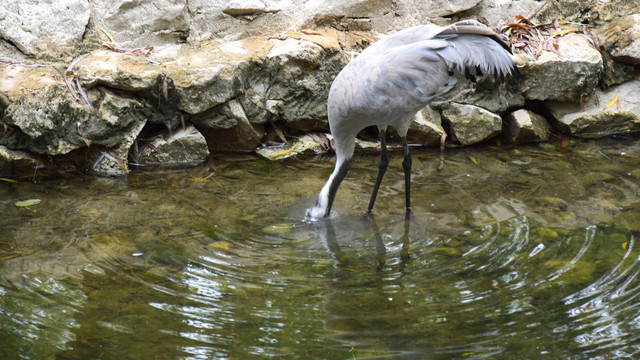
1,135,640,359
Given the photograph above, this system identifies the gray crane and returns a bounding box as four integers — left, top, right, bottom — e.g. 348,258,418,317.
306,20,520,219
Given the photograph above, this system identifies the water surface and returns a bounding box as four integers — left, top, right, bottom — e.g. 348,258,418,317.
1,136,640,359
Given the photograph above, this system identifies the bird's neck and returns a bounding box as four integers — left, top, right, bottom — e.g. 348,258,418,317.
307,157,352,218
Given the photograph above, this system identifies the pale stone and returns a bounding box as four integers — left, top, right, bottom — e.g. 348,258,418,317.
0,0,90,56
137,126,209,165
505,109,551,144
546,81,640,137
91,0,189,48
442,103,502,145
520,34,603,102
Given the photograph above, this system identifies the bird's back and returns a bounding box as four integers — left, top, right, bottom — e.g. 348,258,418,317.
327,20,518,136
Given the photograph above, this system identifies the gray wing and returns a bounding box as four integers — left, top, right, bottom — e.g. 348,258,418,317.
342,39,459,114
327,20,519,133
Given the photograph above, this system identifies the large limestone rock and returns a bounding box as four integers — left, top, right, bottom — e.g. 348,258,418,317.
505,109,551,144
462,0,546,26
187,0,483,43
546,81,640,137
1,65,151,158
2,0,640,177
1,65,92,155
520,33,603,102
455,76,525,113
135,126,209,165
0,64,155,176
91,0,189,48
533,0,640,23
0,146,37,176
193,99,265,152
596,14,640,65
406,109,445,146
442,103,502,145
0,0,91,59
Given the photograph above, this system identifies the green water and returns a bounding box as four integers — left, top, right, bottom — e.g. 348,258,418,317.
1,136,640,359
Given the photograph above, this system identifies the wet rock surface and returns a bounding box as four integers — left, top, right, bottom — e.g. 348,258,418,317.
0,1,639,176
546,81,640,137
505,109,551,144
519,33,603,102
442,104,502,146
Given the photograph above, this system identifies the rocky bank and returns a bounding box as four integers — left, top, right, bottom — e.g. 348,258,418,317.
1,0,639,176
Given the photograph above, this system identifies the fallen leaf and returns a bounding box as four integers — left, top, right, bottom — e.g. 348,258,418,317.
15,199,41,207
98,24,117,44
603,92,619,110
77,120,91,147
270,144,297,158
162,75,169,101
270,121,287,143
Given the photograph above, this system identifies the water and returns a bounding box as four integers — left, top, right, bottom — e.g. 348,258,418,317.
1,136,640,359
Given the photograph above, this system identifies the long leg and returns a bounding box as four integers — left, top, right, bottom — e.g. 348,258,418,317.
401,136,412,213
367,127,388,214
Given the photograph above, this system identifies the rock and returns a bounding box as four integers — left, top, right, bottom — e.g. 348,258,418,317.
91,0,189,48
533,0,640,23
262,223,293,236
441,103,502,145
406,108,445,146
135,126,208,165
597,14,640,65
456,76,525,113
194,100,265,152
4,82,92,155
544,260,595,285
172,46,255,115
222,0,281,16
395,0,482,19
0,64,62,104
306,0,480,33
599,51,635,88
256,134,328,160
88,119,146,177
617,211,640,232
0,0,90,58
77,43,253,116
84,90,151,176
536,197,569,210
0,63,154,175
520,34,603,102
546,81,640,137
504,109,551,144
462,0,546,26
433,247,462,257
258,34,348,131
76,49,164,92
0,145,37,175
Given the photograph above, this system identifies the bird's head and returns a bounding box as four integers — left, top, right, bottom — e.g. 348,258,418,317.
306,194,331,219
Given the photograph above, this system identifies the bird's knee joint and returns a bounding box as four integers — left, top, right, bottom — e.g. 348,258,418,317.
402,157,412,170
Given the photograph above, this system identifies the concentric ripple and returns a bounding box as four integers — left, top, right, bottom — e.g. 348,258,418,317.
1,136,639,359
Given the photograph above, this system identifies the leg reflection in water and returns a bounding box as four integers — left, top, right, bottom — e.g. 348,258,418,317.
311,214,416,357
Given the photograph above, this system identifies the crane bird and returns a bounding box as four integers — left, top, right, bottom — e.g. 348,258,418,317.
306,20,520,219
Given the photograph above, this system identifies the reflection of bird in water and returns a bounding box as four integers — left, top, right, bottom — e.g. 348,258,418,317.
307,20,520,219
312,215,413,354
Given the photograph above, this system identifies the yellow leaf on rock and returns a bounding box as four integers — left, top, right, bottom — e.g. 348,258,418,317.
603,92,619,110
